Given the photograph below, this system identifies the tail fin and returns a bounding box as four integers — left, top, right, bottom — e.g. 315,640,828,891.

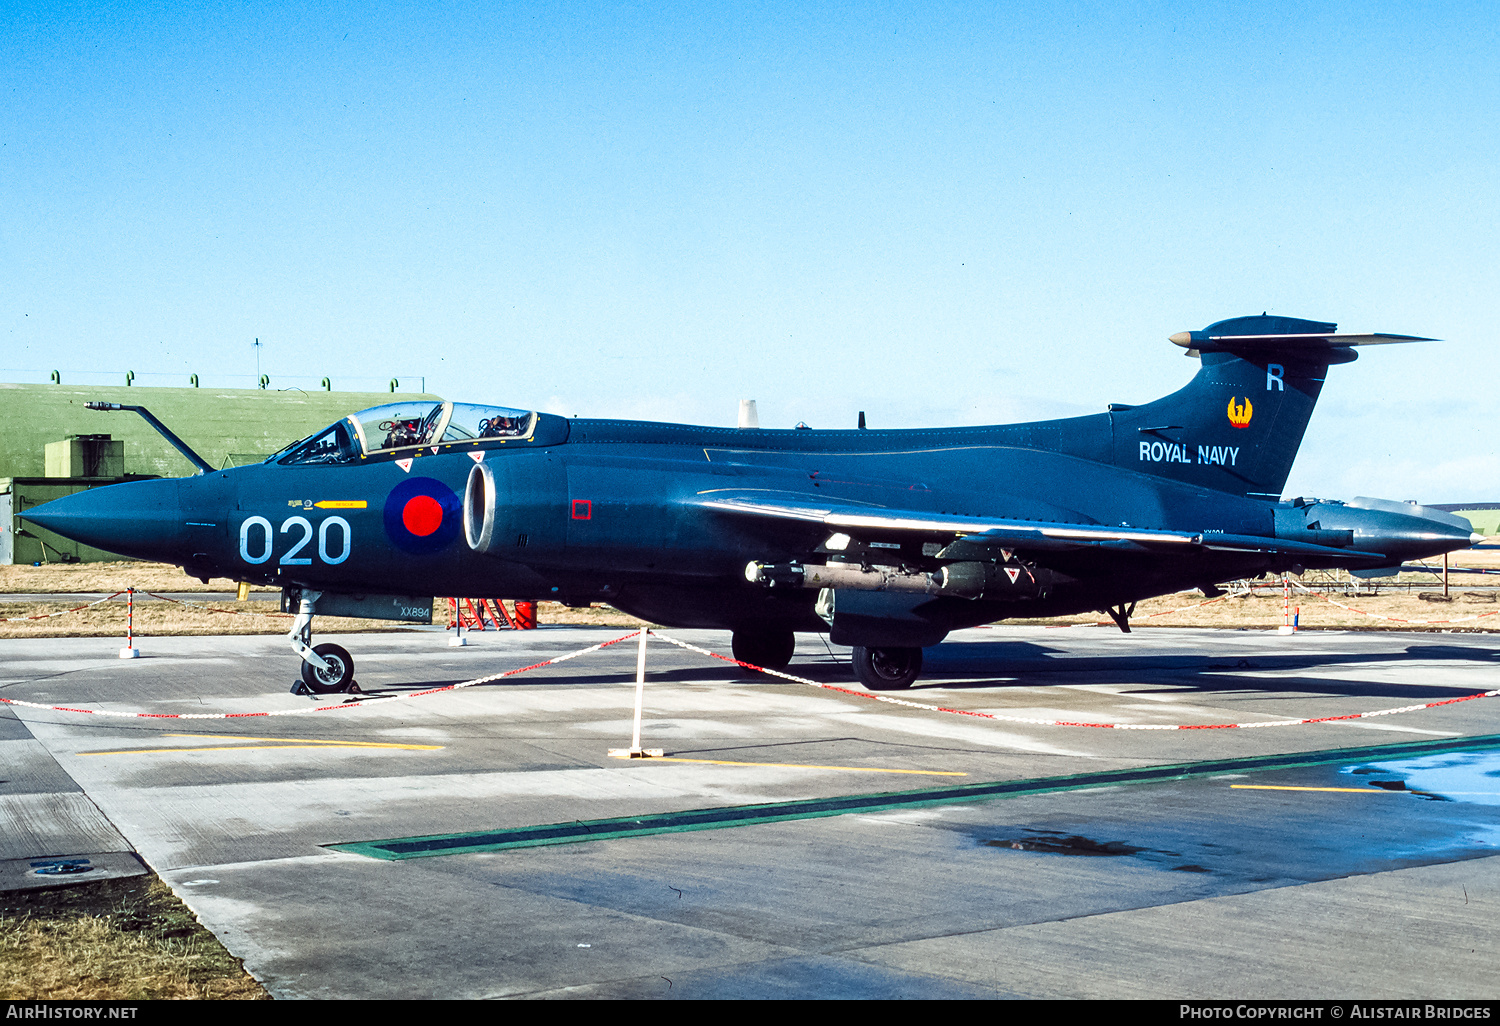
1108,315,1431,500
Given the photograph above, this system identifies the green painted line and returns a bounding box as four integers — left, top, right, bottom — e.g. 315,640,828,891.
327,732,1500,861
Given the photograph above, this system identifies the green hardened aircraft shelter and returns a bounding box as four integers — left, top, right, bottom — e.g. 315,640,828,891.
0,382,440,564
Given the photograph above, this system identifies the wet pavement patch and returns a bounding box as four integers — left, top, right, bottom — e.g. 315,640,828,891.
982,831,1147,856
1344,748,1500,807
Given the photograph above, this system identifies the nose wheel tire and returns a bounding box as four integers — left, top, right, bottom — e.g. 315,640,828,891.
851,645,923,690
301,643,355,693
731,629,796,673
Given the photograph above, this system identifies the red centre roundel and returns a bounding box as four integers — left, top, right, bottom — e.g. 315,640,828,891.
401,494,445,537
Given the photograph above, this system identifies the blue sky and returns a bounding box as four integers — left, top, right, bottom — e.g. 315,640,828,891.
4,1,1496,500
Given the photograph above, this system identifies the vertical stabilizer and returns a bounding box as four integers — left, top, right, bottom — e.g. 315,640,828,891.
1109,315,1431,500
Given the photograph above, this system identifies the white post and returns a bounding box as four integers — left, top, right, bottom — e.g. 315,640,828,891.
631,628,648,753
610,629,663,759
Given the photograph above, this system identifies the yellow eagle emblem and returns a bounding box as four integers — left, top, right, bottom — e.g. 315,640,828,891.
1227,396,1253,429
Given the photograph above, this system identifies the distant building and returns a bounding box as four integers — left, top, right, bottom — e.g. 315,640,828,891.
0,382,440,564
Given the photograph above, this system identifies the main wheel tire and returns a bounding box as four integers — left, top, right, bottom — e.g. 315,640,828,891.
851,645,923,690
301,643,355,693
731,629,796,673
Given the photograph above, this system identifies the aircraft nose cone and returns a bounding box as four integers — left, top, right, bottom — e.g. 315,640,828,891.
19,478,184,562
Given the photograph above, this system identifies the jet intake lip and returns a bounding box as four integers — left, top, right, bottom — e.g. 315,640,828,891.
464,462,497,552
19,478,185,562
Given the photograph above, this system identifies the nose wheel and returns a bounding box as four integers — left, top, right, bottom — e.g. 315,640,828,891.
300,643,355,693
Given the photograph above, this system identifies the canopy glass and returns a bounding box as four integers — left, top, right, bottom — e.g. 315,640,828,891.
279,402,536,465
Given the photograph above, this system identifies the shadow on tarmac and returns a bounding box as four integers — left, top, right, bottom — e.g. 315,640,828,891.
341,637,1500,704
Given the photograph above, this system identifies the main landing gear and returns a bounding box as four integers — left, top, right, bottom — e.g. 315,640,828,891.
851,645,924,691
729,629,923,690
287,589,360,695
731,628,796,673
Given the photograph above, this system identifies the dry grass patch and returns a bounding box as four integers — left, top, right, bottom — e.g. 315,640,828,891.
0,876,266,1000
524,602,647,628
0,562,270,595
0,597,647,639
0,599,421,640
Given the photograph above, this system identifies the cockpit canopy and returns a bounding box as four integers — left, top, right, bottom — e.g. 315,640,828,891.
279,402,537,465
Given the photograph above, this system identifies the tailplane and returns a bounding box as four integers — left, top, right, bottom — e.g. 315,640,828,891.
1107,315,1432,500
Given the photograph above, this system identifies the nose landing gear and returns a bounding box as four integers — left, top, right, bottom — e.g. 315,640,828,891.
286,589,359,695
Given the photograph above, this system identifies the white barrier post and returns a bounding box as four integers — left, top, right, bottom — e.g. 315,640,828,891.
1278,574,1294,634
118,588,140,658
610,630,663,758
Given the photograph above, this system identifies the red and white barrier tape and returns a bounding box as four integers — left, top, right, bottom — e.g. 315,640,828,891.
1,590,292,623
2,627,1495,730
143,591,293,618
0,631,642,720
2,592,125,622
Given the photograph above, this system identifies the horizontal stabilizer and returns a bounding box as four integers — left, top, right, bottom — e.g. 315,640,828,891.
1169,315,1435,352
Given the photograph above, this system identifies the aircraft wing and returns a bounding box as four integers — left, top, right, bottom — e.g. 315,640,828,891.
697,494,1201,550
695,494,1387,563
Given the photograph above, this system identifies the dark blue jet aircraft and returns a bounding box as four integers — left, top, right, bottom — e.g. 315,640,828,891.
21,315,1481,693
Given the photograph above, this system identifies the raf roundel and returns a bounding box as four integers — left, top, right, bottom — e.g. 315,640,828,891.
383,477,462,554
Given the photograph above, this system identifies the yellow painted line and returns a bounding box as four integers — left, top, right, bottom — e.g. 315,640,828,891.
165,732,438,749
1230,792,1392,798
78,733,443,756
628,756,966,777
315,500,367,509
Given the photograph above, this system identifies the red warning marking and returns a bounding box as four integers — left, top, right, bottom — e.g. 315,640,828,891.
572,499,592,520
402,495,444,537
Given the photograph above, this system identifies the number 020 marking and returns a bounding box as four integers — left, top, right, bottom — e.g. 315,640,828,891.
280,516,313,565
239,516,273,564
238,515,352,565
319,517,351,564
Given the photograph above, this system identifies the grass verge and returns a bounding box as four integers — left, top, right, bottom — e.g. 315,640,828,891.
0,874,267,1000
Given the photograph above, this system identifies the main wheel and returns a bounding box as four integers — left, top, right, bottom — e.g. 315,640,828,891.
301,643,355,693
731,628,796,673
851,646,923,690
